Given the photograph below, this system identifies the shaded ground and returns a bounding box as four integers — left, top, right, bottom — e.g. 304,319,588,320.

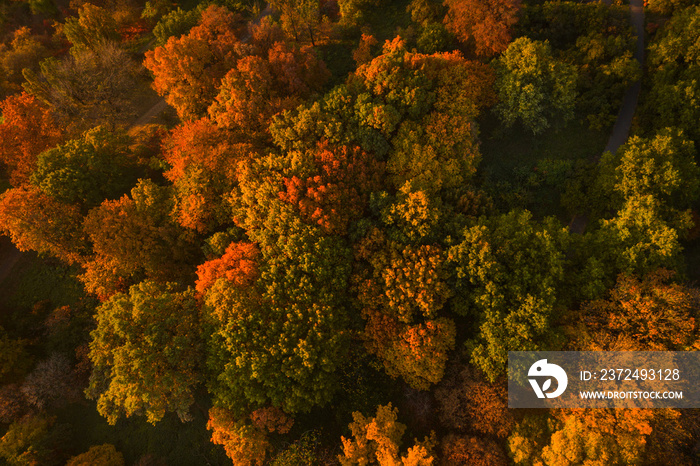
568,0,645,234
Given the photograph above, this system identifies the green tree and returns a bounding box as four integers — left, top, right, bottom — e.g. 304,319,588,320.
204,146,357,415
151,6,202,46
643,6,700,143
31,126,139,211
81,179,200,298
494,37,577,134
62,3,119,51
448,210,568,381
592,129,699,276
86,281,203,425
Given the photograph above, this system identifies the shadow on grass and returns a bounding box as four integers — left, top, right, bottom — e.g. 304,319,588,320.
55,397,228,466
478,113,609,220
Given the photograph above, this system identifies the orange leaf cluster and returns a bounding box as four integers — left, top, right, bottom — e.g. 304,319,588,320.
196,242,260,294
0,93,61,186
249,406,293,434
279,142,384,234
210,42,329,135
144,5,243,120
444,0,521,57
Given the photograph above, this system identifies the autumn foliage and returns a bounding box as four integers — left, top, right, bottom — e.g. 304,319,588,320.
210,42,330,136
195,242,260,294
207,407,271,466
162,118,252,232
0,185,87,264
0,93,62,186
279,142,383,234
444,0,521,57
144,5,243,120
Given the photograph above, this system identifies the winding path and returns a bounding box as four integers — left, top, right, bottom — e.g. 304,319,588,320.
569,0,646,234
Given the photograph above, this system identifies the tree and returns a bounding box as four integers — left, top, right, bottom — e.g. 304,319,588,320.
31,126,139,211
86,281,203,425
209,41,329,137
353,33,379,67
444,0,521,57
204,148,356,415
151,6,202,46
66,444,124,466
81,180,200,298
494,37,577,135
270,0,321,45
0,27,49,97
277,142,383,235
339,403,436,465
439,434,508,466
196,242,260,294
0,327,31,385
144,5,242,120
434,363,513,438
23,42,143,132
593,129,700,276
576,269,700,351
0,385,26,424
508,408,679,466
0,186,89,264
407,0,445,26
597,195,689,276
356,232,455,389
161,117,250,233
204,233,351,414
0,92,62,187
207,407,271,466
270,39,494,195
643,6,700,143
21,353,81,410
62,3,119,51
603,129,699,214
448,210,568,381
0,415,68,466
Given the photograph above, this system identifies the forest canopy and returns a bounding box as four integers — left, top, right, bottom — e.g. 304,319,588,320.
0,0,699,464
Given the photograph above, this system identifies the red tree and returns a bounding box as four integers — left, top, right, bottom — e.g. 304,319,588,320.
144,5,243,120
444,0,521,57
0,93,61,186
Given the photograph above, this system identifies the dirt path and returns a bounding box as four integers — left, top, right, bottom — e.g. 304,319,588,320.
568,0,645,234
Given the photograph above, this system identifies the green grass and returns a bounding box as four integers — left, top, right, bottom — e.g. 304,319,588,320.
319,41,356,86
683,239,700,282
364,0,413,43
0,253,85,336
0,254,83,311
55,398,229,465
478,113,609,220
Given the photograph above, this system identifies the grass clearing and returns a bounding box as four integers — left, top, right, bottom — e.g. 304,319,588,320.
478,113,609,220
365,0,413,43
55,398,229,465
